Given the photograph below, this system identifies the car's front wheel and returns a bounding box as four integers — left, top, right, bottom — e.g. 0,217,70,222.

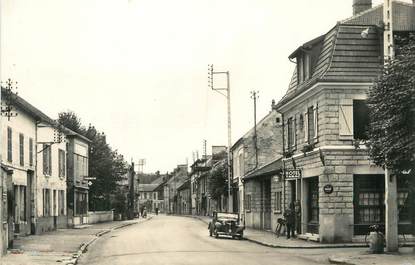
214,228,219,238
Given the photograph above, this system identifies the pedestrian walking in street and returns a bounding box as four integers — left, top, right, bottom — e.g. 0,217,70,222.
284,203,295,239
143,206,147,218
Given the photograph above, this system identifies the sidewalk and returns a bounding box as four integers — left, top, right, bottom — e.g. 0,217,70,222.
1,216,152,265
186,215,415,265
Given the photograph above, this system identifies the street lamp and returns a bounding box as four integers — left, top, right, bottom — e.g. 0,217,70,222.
208,64,232,213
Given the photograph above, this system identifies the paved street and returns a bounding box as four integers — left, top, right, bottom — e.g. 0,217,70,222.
78,215,348,265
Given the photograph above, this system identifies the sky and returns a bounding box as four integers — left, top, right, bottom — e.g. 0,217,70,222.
0,0,398,173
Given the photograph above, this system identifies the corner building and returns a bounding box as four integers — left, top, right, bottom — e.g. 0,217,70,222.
276,1,415,243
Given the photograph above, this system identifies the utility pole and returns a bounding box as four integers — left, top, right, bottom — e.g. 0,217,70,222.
383,0,398,252
128,162,136,220
208,64,232,213
250,91,259,167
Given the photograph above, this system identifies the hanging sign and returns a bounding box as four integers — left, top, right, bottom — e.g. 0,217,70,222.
285,169,301,179
323,184,334,194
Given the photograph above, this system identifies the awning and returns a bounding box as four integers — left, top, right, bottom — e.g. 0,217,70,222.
243,158,283,181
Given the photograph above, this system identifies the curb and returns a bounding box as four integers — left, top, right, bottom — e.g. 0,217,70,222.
185,215,367,250
70,216,153,265
328,257,356,265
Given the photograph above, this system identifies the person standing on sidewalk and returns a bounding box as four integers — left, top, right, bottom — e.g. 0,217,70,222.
294,200,301,235
284,203,295,239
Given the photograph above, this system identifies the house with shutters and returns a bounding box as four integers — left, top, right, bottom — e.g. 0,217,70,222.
275,0,415,243
231,101,283,231
35,122,69,233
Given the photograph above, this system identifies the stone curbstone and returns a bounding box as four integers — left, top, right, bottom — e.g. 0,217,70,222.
328,257,357,265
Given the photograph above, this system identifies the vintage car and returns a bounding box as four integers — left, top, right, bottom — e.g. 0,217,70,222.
208,212,244,239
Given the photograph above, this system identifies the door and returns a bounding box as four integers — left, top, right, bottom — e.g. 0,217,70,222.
263,179,272,230
27,172,34,234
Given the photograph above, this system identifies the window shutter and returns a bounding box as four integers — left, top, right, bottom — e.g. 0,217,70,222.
43,145,47,175
284,120,289,150
304,112,308,142
339,104,353,137
294,116,297,148
314,104,318,139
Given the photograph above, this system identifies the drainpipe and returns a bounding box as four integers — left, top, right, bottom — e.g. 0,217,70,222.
281,113,286,215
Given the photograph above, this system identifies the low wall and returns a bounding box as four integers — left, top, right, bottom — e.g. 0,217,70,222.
88,211,114,224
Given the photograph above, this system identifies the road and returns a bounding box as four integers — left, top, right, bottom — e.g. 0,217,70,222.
78,215,340,265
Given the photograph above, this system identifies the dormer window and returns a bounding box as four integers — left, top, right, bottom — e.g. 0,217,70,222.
297,53,311,83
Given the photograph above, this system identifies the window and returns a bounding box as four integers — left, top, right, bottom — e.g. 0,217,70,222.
43,189,51,216
58,190,65,216
245,194,251,212
7,127,12,162
307,106,315,141
287,117,296,149
74,154,88,180
29,138,33,166
58,149,66,178
153,193,157,200
353,100,369,140
43,144,52,175
308,178,319,223
297,54,311,83
274,191,282,212
19,133,24,166
238,153,244,177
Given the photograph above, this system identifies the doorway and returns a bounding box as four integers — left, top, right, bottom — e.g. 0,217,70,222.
261,178,272,230
27,171,34,235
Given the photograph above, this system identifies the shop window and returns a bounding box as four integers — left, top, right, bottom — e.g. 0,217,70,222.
308,178,319,234
19,133,24,166
274,191,282,212
353,100,369,140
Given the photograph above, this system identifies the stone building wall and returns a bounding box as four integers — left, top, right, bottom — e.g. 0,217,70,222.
244,110,282,174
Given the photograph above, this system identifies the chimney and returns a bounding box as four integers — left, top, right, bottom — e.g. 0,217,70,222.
353,0,372,15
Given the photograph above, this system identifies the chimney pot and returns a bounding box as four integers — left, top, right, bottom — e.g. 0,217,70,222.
353,0,372,15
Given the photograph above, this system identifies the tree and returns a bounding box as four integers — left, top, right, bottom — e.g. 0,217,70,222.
367,34,415,174
368,34,415,237
58,111,129,211
58,111,85,135
207,158,228,203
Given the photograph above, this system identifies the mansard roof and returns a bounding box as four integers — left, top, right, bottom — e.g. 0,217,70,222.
277,1,415,108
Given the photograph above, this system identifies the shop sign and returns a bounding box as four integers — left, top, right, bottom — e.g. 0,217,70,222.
323,184,334,194
285,169,301,179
